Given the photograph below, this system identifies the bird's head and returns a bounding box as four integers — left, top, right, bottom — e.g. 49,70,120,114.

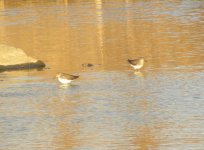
139,57,145,62
56,73,62,78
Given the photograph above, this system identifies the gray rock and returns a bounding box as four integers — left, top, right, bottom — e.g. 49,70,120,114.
0,44,45,71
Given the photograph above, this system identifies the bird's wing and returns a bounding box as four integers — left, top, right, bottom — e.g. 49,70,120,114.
128,59,139,65
62,73,79,80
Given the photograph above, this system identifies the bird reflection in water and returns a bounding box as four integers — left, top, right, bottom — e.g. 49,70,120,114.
134,71,144,77
59,84,70,89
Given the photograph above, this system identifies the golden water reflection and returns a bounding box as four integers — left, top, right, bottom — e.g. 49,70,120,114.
133,126,160,150
0,0,203,75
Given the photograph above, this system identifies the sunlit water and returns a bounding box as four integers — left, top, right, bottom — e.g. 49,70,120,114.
0,1,204,150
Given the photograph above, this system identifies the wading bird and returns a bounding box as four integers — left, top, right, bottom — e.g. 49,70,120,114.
56,73,79,84
128,57,145,71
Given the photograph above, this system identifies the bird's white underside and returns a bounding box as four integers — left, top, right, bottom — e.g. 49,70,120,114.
58,78,72,84
131,64,143,70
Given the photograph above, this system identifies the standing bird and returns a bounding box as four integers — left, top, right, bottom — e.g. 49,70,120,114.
56,73,79,84
128,57,144,71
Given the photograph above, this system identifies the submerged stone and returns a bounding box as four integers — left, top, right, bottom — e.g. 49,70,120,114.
0,44,45,71
82,63,93,67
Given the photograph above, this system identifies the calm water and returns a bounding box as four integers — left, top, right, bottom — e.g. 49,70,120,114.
0,0,204,149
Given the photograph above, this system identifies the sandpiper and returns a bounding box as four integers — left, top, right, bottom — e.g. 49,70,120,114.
128,57,144,71
56,73,79,84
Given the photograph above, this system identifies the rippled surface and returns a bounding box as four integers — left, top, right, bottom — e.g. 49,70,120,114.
0,0,204,149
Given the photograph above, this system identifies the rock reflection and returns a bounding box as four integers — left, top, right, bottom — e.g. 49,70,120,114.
53,122,80,150
132,126,161,150
126,98,166,150
36,95,86,149
0,0,4,8
95,0,104,67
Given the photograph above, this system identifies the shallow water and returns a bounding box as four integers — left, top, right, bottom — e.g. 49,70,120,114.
0,0,204,150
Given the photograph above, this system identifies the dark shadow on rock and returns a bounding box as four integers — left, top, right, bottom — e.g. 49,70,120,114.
0,60,45,72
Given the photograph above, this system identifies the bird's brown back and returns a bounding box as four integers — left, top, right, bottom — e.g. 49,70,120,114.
128,59,140,65
61,73,79,80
